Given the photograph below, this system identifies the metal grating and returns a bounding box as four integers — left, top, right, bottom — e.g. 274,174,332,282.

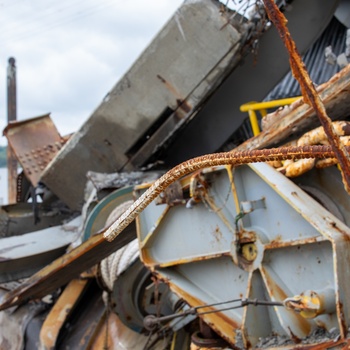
265,16,347,100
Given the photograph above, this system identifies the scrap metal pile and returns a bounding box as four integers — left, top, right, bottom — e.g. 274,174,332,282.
1,0,350,349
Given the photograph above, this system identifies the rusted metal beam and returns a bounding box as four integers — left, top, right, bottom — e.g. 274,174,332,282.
6,57,17,204
39,279,89,350
262,0,350,193
0,216,81,282
0,222,136,311
0,202,73,238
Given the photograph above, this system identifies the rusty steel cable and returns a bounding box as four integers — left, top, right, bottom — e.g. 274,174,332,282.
144,297,284,332
262,0,350,193
104,145,342,241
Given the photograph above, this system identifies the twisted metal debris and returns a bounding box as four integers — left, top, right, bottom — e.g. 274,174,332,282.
262,0,350,193
105,145,341,241
105,2,350,243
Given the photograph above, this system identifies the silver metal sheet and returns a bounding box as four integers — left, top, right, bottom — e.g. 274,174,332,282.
0,216,81,282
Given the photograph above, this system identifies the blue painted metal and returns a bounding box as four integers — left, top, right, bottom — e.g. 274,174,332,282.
136,163,350,347
83,186,134,241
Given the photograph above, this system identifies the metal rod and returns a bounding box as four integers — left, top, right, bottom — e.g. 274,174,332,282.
143,298,284,330
7,57,17,204
239,97,301,112
105,145,342,242
262,0,350,194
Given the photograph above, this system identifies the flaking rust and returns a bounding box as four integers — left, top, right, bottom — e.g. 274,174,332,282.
104,145,343,242
262,0,350,193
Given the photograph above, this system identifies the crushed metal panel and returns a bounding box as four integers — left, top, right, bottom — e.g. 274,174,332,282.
0,202,73,238
86,170,161,192
0,294,45,350
40,0,245,210
0,221,136,311
0,216,81,282
3,114,66,187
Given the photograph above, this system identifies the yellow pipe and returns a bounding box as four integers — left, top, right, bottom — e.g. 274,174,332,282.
240,96,301,112
260,108,267,117
248,109,261,136
240,96,301,136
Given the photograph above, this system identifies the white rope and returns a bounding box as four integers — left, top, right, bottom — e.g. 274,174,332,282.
100,200,139,292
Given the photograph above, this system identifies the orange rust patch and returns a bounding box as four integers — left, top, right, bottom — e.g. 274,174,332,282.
261,267,312,335
212,225,223,242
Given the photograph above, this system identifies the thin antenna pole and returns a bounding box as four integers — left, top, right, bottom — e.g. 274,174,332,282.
7,57,17,203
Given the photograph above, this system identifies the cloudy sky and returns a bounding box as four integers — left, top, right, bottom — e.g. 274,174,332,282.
0,0,184,146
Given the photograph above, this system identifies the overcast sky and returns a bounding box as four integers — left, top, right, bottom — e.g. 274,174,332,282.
0,0,184,146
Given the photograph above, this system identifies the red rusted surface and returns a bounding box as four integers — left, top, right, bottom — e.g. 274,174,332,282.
263,0,350,193
3,114,67,187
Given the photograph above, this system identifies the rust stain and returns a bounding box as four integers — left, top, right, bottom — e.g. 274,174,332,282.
78,318,100,347
263,0,350,193
156,74,192,116
337,301,348,339
261,267,312,335
212,225,223,242
156,74,183,100
176,98,192,114
146,251,228,269
265,236,322,250
263,271,288,302
271,234,282,243
140,248,155,268
237,230,256,244
326,220,350,242
288,327,302,344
